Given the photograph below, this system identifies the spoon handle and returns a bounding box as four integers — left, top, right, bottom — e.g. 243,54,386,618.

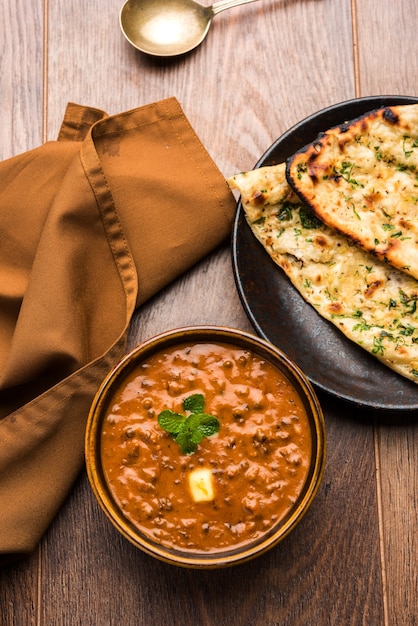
211,0,260,16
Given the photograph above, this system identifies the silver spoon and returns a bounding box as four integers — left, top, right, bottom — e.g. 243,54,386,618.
120,0,260,57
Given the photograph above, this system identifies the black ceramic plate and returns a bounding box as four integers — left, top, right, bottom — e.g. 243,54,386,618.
232,96,418,411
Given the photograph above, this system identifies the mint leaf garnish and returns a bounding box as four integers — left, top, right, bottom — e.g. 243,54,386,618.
157,410,186,434
193,414,220,438
175,430,202,455
157,394,220,455
183,393,205,413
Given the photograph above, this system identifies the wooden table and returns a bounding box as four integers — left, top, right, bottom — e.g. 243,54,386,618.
1,1,417,624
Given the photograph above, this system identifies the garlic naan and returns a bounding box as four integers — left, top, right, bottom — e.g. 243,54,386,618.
228,163,418,383
286,104,418,280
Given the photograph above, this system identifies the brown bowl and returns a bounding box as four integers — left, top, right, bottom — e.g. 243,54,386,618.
85,326,326,568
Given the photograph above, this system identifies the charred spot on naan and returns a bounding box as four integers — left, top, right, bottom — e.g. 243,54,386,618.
383,107,400,125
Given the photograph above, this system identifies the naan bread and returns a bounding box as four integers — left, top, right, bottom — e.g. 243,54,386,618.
286,104,418,280
228,163,418,383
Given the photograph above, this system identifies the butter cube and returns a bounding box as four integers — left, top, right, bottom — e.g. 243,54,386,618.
188,468,215,502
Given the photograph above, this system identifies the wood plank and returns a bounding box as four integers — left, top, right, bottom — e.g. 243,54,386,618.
355,0,418,97
0,0,44,160
0,0,44,623
355,1,418,623
374,414,418,626
0,556,39,626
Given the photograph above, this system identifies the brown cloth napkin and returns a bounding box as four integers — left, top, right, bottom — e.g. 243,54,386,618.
0,98,236,565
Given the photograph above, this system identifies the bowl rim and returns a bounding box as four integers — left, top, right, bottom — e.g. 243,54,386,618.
85,325,326,568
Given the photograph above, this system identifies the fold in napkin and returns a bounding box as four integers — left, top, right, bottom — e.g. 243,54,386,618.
0,98,236,565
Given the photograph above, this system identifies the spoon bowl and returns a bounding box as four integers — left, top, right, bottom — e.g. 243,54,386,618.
120,0,260,57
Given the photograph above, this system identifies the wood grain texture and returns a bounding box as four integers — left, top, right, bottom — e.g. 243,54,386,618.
355,0,418,98
374,414,418,626
0,1,44,623
355,2,418,624
0,0,44,160
1,0,418,624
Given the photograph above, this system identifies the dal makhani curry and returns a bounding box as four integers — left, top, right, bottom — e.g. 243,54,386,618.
100,342,312,553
